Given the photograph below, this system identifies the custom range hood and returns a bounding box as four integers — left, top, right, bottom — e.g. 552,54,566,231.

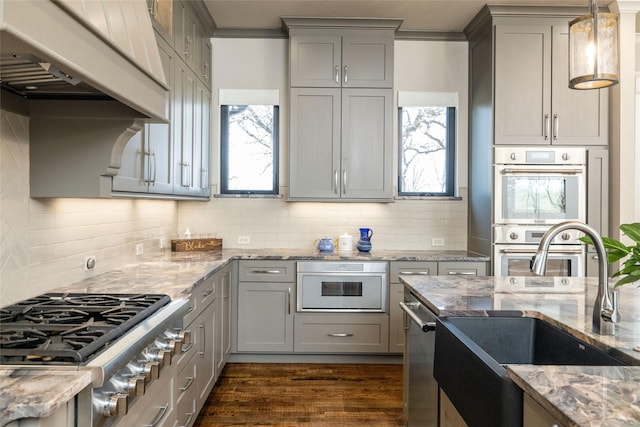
0,0,169,120
1,0,172,198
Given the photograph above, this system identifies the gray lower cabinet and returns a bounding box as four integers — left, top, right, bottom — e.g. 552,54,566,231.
390,260,488,355
389,261,437,354
174,272,218,427
294,313,389,353
235,261,296,352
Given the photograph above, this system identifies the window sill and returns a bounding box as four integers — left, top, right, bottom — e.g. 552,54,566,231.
214,194,283,199
394,195,463,201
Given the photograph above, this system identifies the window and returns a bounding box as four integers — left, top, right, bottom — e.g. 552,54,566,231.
397,92,457,197
220,104,279,194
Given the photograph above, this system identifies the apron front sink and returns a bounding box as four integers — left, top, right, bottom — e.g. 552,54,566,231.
433,316,631,427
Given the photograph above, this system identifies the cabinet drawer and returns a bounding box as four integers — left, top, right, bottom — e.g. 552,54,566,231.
183,276,216,326
238,261,295,282
390,261,437,282
176,359,197,409
294,314,389,353
175,393,196,427
438,262,487,276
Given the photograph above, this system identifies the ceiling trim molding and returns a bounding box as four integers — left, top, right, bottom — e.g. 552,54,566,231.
212,28,288,39
281,16,403,33
395,31,467,42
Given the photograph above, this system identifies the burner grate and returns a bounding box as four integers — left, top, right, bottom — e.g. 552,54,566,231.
0,293,170,364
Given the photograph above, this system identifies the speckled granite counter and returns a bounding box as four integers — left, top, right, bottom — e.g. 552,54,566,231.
0,248,486,425
401,275,640,427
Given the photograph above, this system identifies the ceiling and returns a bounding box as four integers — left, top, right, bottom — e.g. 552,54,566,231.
202,0,611,34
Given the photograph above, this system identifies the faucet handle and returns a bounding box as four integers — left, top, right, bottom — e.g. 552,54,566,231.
609,290,621,323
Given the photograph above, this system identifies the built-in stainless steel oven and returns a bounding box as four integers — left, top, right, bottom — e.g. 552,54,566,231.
494,224,585,277
494,147,586,225
297,261,388,312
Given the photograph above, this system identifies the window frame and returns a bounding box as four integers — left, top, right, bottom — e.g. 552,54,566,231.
219,104,280,195
397,105,457,197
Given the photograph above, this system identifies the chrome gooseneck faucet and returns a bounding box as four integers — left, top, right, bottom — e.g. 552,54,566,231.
530,220,620,335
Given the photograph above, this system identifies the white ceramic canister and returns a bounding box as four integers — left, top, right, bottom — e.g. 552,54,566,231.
338,234,353,251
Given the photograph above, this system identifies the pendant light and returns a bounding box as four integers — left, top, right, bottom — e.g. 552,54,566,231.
568,0,619,89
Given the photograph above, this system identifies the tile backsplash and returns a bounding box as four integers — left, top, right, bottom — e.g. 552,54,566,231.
1,110,177,306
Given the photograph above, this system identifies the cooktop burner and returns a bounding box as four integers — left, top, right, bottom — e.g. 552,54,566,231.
0,293,170,364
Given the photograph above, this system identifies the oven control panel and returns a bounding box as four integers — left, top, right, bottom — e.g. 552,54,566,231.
495,225,583,245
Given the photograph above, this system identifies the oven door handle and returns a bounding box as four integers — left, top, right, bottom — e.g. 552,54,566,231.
399,302,436,332
499,248,583,254
500,168,584,175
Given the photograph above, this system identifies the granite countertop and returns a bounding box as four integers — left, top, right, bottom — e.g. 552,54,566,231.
401,274,640,427
0,248,486,425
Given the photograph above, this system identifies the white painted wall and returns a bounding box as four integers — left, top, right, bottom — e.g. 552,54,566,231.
178,37,471,251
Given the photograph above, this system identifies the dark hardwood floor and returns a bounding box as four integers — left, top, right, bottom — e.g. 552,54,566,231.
193,363,404,426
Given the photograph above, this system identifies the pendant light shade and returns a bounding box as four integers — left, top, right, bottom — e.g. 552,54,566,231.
569,0,619,89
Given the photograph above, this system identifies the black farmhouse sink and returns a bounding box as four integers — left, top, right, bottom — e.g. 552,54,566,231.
434,316,630,427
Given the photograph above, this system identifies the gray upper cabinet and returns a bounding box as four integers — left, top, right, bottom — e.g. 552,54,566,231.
289,87,393,200
290,32,393,88
286,19,398,201
494,19,608,146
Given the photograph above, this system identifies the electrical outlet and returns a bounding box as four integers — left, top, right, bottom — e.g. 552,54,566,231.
237,235,250,245
160,238,167,250
432,237,445,247
136,243,144,255
84,256,96,271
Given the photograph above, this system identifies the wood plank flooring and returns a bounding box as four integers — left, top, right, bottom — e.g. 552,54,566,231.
193,363,404,426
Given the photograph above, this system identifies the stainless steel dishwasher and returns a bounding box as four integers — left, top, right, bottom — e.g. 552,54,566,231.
400,289,438,427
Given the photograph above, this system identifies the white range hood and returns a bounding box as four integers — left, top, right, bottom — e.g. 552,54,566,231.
0,0,169,121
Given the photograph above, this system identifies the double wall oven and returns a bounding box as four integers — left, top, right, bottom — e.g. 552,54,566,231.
493,147,587,277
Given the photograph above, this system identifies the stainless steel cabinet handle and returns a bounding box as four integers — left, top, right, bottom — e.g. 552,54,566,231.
203,60,209,80
148,0,157,16
334,170,338,194
150,150,157,185
544,113,550,140
342,169,347,194
145,404,169,427
287,287,291,315
447,271,476,275
179,376,194,392
335,65,340,84
399,302,436,332
343,65,348,83
399,271,430,275
197,323,205,356
203,288,214,297
328,333,353,337
251,270,281,274
553,113,559,140
178,413,194,427
181,342,194,353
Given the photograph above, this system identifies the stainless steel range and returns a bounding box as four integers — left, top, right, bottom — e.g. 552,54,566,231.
0,292,190,427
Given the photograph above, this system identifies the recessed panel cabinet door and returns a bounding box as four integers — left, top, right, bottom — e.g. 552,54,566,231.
341,88,393,199
494,24,551,145
289,88,342,199
341,35,393,88
290,35,342,87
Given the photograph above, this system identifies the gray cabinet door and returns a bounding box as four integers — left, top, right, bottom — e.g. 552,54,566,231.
290,35,342,87
289,88,392,200
341,88,393,199
289,88,341,199
494,24,552,145
342,35,393,88
495,22,608,146
236,282,294,352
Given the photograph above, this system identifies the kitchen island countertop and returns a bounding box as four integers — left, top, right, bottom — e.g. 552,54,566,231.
0,248,486,424
401,274,640,427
